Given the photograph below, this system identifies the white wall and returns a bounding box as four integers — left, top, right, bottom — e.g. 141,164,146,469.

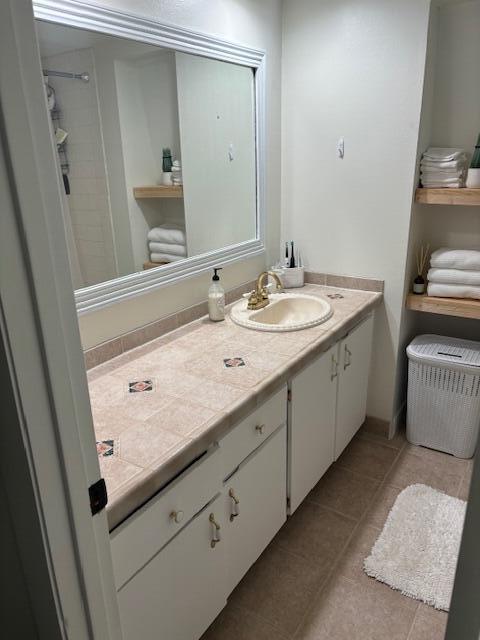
282,0,432,422
78,0,282,349
176,52,256,256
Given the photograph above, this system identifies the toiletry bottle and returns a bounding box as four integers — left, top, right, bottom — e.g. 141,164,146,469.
289,241,296,268
284,242,289,267
208,267,225,322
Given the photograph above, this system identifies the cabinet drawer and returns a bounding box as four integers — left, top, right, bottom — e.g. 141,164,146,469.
220,386,287,477
111,444,220,589
118,494,227,640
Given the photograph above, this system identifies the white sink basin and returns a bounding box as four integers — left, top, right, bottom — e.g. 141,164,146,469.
230,293,333,332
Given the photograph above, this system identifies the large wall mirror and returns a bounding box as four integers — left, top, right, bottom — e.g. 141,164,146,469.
33,1,265,313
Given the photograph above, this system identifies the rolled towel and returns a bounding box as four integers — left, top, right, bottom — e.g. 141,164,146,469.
150,252,185,263
148,225,186,245
430,248,480,270
149,241,186,257
422,148,467,162
427,283,480,300
428,268,480,286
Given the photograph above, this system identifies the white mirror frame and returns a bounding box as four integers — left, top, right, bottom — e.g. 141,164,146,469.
33,0,266,315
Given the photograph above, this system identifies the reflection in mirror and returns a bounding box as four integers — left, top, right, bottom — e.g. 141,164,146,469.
35,21,257,290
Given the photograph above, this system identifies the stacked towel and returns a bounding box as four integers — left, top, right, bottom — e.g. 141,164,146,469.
147,224,187,263
427,248,480,299
420,148,468,188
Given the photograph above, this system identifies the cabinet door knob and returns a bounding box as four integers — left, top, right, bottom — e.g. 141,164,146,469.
229,488,240,521
170,510,184,524
255,423,265,435
209,513,221,548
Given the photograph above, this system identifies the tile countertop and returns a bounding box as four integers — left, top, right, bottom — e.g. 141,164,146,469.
87,284,382,531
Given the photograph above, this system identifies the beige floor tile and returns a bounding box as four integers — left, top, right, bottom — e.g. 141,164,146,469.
202,604,290,640
295,575,417,640
386,449,463,496
336,522,380,583
308,465,380,520
275,501,356,563
364,483,402,528
357,424,406,450
407,604,448,640
336,436,399,481
229,542,330,636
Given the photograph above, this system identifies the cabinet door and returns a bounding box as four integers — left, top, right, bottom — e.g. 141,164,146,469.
335,314,374,459
289,344,337,513
224,425,287,594
118,495,227,640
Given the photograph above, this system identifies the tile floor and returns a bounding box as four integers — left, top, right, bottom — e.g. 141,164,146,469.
202,426,474,640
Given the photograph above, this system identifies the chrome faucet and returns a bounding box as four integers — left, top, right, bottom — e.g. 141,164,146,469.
247,271,283,310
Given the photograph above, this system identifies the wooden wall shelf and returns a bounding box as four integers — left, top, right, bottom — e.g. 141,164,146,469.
406,293,480,320
415,187,480,206
133,185,183,199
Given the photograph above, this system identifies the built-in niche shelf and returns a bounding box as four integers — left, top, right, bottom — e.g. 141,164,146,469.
406,293,480,320
133,185,183,199
415,187,480,206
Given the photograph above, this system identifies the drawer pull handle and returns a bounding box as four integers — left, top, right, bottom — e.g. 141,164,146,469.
331,354,338,381
255,424,265,435
229,488,240,521
209,513,221,548
170,510,184,524
344,345,352,370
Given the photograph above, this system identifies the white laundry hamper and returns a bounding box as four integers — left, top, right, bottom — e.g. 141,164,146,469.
406,334,480,458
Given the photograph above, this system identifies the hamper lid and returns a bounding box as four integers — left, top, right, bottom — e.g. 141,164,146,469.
407,334,480,371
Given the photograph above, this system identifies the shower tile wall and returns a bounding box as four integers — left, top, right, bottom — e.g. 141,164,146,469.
43,48,117,287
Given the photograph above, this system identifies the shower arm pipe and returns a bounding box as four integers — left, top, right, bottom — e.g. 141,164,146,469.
43,69,89,82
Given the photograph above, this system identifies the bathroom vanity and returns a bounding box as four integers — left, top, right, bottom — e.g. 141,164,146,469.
87,284,379,640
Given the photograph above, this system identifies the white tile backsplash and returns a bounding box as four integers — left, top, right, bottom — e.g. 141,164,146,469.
43,47,116,287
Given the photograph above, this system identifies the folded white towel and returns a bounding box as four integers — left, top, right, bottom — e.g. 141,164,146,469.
149,241,186,257
427,283,480,300
420,171,463,183
421,159,466,170
428,268,480,286
422,147,467,162
430,248,480,270
150,252,185,263
420,181,464,188
148,225,186,245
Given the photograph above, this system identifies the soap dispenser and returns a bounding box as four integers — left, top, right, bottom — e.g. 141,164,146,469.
208,267,225,322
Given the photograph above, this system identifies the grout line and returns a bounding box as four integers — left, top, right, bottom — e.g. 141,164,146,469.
291,437,408,639
224,603,292,640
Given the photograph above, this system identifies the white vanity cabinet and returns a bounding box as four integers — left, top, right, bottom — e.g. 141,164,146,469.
117,494,227,640
334,314,374,459
222,424,287,593
288,314,374,513
288,344,338,513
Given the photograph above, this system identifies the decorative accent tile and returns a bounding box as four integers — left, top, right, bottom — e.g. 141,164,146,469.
96,439,114,457
223,357,246,368
327,293,344,299
128,380,153,393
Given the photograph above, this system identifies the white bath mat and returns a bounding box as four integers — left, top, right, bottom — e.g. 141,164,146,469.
364,484,466,611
